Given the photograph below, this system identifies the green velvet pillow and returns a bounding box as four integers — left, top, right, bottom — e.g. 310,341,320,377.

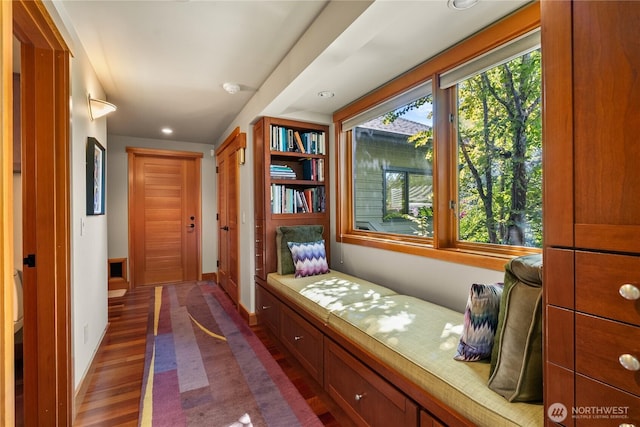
275,225,324,275
488,253,543,402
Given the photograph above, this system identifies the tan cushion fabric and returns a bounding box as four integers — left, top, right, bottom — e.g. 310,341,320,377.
266,271,398,322
328,294,543,426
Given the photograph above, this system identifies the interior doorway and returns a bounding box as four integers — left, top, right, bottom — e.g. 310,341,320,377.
3,1,73,425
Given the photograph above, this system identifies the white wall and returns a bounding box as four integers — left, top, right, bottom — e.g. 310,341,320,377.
69,58,110,390
106,135,217,276
46,0,109,392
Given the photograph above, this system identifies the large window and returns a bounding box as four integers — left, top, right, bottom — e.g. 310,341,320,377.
335,5,541,270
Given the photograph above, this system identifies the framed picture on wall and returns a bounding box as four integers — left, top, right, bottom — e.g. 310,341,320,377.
86,137,106,215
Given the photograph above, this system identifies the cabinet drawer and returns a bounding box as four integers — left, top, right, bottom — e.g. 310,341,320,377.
575,374,640,426
280,304,324,384
575,251,640,326
575,313,640,397
325,340,418,427
256,284,280,335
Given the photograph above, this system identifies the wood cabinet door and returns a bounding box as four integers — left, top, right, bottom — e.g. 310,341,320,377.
573,1,640,253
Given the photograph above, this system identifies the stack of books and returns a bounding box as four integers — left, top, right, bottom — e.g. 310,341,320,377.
270,164,296,179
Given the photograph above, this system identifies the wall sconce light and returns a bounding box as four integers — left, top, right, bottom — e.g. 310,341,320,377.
88,94,117,120
447,0,479,10
238,147,245,165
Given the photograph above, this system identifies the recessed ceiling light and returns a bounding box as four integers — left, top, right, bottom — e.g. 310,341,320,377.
317,91,335,98
161,127,173,135
448,0,479,10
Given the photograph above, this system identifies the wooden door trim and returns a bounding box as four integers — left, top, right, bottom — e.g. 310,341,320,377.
127,147,203,287
1,3,14,425
216,126,246,155
5,1,71,425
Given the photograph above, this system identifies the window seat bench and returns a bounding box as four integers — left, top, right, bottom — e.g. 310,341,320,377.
257,270,543,427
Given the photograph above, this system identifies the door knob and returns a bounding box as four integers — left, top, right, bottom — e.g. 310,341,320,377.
186,224,195,229
221,226,229,231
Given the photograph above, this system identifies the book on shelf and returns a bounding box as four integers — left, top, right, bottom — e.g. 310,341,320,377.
301,158,324,181
294,131,305,153
269,125,326,154
270,184,325,214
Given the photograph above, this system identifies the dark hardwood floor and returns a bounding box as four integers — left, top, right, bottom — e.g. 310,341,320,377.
73,283,353,426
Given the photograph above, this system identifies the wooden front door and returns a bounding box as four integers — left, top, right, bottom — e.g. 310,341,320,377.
215,128,245,305
128,148,202,286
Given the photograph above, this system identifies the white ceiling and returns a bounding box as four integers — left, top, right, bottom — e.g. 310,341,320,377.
56,0,529,145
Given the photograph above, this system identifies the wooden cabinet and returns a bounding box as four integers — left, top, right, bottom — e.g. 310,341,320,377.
575,375,640,426
324,340,418,427
280,304,324,384
571,0,640,254
253,116,330,281
255,283,280,336
542,1,640,426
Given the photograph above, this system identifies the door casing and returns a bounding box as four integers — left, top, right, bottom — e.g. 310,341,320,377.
3,1,72,425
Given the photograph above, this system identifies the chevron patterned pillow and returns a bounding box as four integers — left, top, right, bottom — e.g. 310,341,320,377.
454,282,504,362
287,240,330,278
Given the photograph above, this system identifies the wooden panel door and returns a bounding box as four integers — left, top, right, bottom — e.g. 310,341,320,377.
216,129,244,305
217,150,230,298
128,148,202,286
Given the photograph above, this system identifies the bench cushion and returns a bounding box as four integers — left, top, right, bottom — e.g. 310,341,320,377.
266,271,398,323
328,294,543,426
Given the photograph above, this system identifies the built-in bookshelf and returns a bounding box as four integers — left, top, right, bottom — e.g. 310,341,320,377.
253,116,330,281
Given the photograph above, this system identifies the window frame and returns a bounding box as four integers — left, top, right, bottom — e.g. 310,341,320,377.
383,167,432,218
334,3,541,271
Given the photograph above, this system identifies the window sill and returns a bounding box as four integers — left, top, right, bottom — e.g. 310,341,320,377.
339,232,540,271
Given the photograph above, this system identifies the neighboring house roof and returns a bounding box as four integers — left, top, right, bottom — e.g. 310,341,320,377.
358,116,431,136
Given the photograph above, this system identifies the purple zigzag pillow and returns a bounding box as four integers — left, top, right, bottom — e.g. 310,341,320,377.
287,240,330,278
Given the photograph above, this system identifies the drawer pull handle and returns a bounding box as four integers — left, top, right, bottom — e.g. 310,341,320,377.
618,424,636,427
619,354,640,371
354,393,365,401
261,305,271,310
294,335,303,341
619,284,640,301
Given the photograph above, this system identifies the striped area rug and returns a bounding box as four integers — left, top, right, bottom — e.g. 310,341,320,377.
138,282,323,427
